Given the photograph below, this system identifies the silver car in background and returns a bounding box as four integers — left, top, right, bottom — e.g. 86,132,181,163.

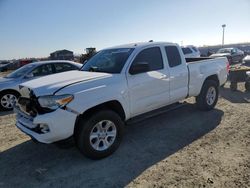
181,45,201,58
0,60,82,111
210,48,245,64
242,55,250,66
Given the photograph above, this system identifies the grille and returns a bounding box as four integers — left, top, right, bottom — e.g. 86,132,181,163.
17,97,38,117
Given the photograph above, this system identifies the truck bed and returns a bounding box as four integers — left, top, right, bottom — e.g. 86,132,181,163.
187,57,228,97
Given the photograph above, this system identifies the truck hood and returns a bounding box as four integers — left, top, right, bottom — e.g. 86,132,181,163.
20,70,112,97
210,53,231,57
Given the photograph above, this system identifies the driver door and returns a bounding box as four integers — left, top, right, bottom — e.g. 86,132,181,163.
126,47,170,116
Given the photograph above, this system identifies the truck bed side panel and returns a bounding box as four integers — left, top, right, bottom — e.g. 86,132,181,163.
188,57,228,97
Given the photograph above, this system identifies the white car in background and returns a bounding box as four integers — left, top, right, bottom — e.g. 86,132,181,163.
181,45,201,58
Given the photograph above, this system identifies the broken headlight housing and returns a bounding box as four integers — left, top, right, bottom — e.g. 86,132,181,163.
38,94,74,110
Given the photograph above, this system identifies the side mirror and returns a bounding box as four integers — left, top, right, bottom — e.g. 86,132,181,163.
129,62,150,75
24,73,34,79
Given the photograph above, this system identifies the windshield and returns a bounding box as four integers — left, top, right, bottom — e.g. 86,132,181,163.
81,48,134,73
191,47,198,52
182,47,192,54
217,48,232,54
5,63,36,78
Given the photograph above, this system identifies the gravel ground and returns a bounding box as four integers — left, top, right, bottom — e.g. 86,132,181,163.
0,72,249,187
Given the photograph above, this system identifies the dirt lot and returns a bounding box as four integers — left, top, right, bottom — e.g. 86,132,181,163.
0,75,249,187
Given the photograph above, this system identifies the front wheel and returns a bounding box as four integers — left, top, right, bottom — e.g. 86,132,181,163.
75,110,124,160
0,91,20,111
196,80,219,111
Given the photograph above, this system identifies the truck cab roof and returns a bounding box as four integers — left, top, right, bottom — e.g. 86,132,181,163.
105,41,178,50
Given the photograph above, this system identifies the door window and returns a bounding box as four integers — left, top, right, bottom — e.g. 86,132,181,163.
130,47,163,73
31,64,53,77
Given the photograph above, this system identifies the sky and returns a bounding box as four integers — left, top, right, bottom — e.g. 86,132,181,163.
0,0,250,59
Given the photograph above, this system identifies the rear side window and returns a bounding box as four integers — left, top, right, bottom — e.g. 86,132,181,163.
132,47,163,71
182,47,193,54
165,46,182,67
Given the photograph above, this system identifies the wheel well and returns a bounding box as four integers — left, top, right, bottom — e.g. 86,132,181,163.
81,100,126,120
204,75,219,86
74,100,126,136
0,89,20,97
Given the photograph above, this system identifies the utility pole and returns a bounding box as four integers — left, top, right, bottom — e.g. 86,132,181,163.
222,24,226,47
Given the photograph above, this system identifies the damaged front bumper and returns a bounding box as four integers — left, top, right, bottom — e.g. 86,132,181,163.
14,106,77,144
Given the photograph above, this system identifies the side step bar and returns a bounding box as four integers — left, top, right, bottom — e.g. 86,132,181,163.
126,102,188,125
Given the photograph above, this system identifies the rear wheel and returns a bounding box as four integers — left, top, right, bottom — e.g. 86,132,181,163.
0,91,20,111
196,80,219,111
230,82,237,91
75,110,124,160
245,81,250,91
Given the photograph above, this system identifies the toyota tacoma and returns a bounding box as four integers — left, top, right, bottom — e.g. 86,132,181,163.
15,42,228,159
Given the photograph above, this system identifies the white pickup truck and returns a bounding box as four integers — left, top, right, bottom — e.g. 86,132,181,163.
15,42,228,159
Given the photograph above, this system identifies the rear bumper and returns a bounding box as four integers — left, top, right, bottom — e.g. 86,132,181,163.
15,107,77,144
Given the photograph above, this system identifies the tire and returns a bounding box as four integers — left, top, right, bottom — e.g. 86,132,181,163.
0,91,20,111
75,110,124,160
230,82,237,91
245,82,250,92
196,80,219,111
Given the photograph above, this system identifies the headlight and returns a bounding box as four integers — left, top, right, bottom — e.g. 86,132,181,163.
38,94,74,110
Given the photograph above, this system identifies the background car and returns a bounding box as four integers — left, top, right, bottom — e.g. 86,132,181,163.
0,60,82,111
0,61,11,72
0,61,21,72
210,47,245,64
181,45,201,58
242,55,250,66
